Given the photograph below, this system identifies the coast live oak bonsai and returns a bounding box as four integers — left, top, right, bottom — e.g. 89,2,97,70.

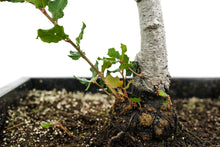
1,0,181,146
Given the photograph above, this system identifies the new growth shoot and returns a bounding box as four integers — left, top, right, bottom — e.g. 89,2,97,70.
157,90,172,110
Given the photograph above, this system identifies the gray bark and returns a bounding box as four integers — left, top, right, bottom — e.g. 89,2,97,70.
133,0,170,93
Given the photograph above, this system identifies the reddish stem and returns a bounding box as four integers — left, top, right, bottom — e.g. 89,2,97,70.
39,8,56,25
122,88,132,107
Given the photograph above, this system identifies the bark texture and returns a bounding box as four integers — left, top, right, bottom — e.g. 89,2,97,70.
133,0,170,93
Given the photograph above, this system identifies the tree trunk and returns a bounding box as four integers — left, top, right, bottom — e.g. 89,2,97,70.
134,0,170,93
109,1,178,146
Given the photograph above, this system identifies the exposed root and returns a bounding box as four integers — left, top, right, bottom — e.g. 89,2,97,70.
108,131,124,147
183,129,204,143
126,111,138,131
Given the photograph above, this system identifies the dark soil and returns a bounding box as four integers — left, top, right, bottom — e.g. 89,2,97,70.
0,89,219,146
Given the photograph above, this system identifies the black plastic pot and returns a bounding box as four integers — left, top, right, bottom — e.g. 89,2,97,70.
1,77,220,131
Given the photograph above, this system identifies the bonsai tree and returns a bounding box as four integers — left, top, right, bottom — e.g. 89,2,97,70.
0,0,179,146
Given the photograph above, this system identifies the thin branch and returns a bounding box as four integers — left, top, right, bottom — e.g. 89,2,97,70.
127,67,144,78
93,81,115,99
120,70,126,87
36,5,119,98
39,8,56,25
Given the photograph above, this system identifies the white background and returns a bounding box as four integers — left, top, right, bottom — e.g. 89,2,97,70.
0,0,220,88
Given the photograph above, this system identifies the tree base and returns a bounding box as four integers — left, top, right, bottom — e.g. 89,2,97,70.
109,87,178,146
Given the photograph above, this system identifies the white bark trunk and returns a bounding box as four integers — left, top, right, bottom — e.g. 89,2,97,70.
133,0,170,93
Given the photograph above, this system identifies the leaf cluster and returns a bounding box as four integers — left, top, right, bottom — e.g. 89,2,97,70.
157,90,171,105
70,37,140,105
98,44,137,76
2,0,69,43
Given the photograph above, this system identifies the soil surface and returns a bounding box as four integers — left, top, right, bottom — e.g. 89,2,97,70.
0,89,219,146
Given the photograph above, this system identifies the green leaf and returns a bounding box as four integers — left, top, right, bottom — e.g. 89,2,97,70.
68,50,85,60
163,100,169,105
102,60,112,73
108,48,120,59
130,61,137,71
106,68,121,76
120,43,127,61
157,90,169,97
121,43,127,55
26,0,49,8
74,61,98,91
90,61,99,78
126,61,137,76
123,55,129,64
48,0,67,21
37,24,69,43
74,76,92,91
76,22,86,46
41,122,53,128
119,55,130,70
0,0,24,2
130,97,141,103
119,54,130,70
98,57,118,64
98,57,118,73
105,75,121,88
74,76,90,85
119,63,129,70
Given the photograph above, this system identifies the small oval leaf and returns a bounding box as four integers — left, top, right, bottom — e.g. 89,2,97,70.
41,122,53,128
37,24,69,43
108,48,120,59
105,75,120,88
48,0,68,21
76,22,86,46
69,50,85,60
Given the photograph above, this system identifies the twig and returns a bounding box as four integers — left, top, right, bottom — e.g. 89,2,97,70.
5,122,25,131
127,67,144,77
93,81,115,100
120,70,126,88
53,122,73,137
167,95,173,110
